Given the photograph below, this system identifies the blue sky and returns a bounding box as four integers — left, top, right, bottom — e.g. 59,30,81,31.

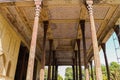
58,32,120,79
100,32,119,65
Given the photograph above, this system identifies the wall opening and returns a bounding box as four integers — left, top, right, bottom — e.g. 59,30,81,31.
14,42,29,80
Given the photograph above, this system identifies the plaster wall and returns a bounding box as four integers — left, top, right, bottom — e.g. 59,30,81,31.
0,14,21,80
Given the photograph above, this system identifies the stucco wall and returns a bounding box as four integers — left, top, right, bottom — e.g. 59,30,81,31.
0,14,21,80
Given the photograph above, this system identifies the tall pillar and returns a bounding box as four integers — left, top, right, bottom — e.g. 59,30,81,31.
52,66,55,80
86,0,102,80
101,43,110,80
55,65,58,80
76,39,82,80
52,51,55,80
80,20,89,80
90,61,94,80
47,40,53,80
40,21,49,80
26,1,42,80
75,51,78,80
114,25,120,45
72,65,76,80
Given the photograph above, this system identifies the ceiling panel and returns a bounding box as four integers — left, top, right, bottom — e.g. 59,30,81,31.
51,23,78,38
48,6,81,19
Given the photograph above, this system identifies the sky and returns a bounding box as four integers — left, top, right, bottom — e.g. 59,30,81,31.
58,32,120,79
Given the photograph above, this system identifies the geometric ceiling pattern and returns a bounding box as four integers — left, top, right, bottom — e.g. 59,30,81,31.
0,0,120,65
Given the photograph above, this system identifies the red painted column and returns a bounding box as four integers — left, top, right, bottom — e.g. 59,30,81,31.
86,0,102,80
26,1,42,80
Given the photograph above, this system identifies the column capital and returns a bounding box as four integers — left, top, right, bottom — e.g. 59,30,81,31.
34,0,42,6
86,0,93,15
34,0,42,17
86,0,93,5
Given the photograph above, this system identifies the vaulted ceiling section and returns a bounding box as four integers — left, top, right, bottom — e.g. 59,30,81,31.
0,0,120,65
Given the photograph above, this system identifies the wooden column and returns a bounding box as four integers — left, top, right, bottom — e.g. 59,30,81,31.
80,20,89,80
52,65,55,80
26,1,41,80
114,25,120,45
55,65,58,80
72,65,76,80
75,51,78,80
90,61,94,80
101,43,110,80
52,51,55,80
86,0,102,80
76,39,82,80
47,40,53,80
40,21,49,80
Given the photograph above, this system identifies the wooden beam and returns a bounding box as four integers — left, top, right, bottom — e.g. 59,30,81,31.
29,19,103,24
100,0,120,4
0,1,34,7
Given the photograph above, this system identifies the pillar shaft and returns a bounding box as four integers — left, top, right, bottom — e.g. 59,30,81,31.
86,0,102,80
76,39,82,80
52,66,55,80
101,43,110,80
90,61,94,80
80,20,89,80
72,65,76,80
75,51,78,80
52,51,55,80
40,21,49,80
47,40,53,80
55,65,58,80
26,1,41,80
